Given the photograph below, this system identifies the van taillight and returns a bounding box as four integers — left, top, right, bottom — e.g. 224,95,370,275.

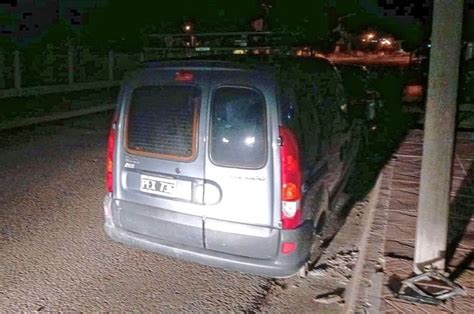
279,126,302,230
106,114,117,193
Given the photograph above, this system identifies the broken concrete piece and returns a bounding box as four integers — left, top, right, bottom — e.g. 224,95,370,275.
313,294,343,305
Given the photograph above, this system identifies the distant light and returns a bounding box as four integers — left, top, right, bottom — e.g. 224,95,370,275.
367,33,375,40
380,38,392,46
184,25,191,31
233,49,246,55
405,84,424,98
222,137,229,143
427,43,432,48
196,47,211,52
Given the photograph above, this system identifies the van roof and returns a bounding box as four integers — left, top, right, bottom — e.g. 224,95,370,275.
143,55,334,72
144,59,255,71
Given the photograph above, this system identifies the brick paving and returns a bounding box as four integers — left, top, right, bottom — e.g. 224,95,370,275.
376,130,474,313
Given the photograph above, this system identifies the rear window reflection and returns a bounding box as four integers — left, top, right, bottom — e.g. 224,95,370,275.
210,87,267,169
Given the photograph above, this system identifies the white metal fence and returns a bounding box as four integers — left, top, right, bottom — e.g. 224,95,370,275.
0,47,144,98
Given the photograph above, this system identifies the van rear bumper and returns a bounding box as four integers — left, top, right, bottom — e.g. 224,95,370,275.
104,220,313,278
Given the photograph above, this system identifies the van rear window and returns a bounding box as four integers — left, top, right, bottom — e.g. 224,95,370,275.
126,86,200,161
210,87,267,168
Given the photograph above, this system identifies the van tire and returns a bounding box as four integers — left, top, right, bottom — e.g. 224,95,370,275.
308,189,329,265
313,188,329,235
314,211,327,235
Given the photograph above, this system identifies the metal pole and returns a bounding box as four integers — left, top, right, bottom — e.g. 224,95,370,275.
414,0,464,274
13,50,21,89
466,42,473,61
108,50,114,81
68,45,74,85
0,50,5,89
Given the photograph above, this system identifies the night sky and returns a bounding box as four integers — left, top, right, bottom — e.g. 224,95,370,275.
0,0,473,43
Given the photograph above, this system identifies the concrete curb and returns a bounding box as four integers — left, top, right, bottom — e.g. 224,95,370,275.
343,173,384,313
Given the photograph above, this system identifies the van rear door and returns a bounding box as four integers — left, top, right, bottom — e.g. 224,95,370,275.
114,69,208,249
203,70,280,260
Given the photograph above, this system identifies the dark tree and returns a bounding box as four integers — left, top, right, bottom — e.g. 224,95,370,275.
80,1,262,51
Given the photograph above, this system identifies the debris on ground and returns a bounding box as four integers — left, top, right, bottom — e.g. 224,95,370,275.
309,248,359,283
313,287,345,305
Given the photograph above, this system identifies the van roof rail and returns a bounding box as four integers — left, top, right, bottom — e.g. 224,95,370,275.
148,31,275,38
142,31,319,62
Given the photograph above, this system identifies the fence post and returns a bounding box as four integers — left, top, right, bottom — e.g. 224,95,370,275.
108,49,114,81
14,50,21,89
68,45,74,84
0,50,5,89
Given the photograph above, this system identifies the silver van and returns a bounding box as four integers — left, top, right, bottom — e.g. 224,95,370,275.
103,56,362,278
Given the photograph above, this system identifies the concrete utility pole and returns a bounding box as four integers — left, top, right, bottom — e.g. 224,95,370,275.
414,0,464,274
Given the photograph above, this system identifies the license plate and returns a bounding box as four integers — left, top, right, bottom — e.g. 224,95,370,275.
140,175,176,197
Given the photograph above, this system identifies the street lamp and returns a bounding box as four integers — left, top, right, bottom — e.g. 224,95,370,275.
182,22,196,47
182,22,193,33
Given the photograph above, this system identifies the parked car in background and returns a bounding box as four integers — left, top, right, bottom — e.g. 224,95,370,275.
103,55,363,278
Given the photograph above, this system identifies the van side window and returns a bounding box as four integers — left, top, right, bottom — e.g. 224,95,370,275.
325,71,350,136
281,62,350,165
210,87,267,169
308,64,349,141
280,69,323,165
279,80,296,125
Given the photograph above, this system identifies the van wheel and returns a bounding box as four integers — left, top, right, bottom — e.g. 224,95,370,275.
313,189,329,235
309,190,329,265
309,211,326,264
314,211,327,235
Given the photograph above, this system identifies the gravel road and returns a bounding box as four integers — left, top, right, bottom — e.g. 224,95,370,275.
0,113,271,312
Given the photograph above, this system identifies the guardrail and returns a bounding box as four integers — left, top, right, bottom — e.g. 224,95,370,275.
0,48,140,93
0,80,121,99
406,102,474,129
0,104,115,131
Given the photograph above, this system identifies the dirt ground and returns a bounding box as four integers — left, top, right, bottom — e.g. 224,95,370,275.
0,113,383,312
